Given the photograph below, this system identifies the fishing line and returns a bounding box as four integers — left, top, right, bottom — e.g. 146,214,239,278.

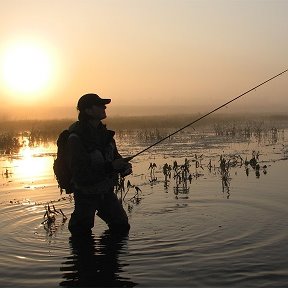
127,69,287,161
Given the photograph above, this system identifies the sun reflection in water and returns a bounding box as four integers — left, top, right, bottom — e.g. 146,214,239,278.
13,146,51,181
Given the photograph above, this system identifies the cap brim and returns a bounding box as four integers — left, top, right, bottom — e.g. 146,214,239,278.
102,98,111,104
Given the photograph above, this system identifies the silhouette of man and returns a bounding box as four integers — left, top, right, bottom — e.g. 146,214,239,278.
67,93,132,236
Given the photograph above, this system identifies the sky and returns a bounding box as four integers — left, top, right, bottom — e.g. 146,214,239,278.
0,0,287,119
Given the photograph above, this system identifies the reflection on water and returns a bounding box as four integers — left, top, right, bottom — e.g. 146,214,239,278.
15,146,48,179
1,144,55,185
60,231,137,287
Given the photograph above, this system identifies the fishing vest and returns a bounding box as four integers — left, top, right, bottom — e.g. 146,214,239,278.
69,121,119,195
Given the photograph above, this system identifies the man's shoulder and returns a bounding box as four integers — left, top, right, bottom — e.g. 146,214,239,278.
65,122,82,145
68,121,80,132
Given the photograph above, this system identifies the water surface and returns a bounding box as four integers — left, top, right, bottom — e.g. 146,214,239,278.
0,129,287,287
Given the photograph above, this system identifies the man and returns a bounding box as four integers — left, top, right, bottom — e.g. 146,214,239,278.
67,93,132,235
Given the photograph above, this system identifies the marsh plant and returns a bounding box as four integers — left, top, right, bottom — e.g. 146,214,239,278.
148,162,158,183
159,150,269,199
136,129,164,143
0,133,21,154
163,158,193,196
219,155,232,198
213,120,284,145
0,128,55,154
115,176,142,205
42,203,67,237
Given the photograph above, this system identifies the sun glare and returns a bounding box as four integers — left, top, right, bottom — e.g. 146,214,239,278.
1,41,54,102
15,146,48,180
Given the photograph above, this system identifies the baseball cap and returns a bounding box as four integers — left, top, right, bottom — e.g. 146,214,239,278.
77,93,111,111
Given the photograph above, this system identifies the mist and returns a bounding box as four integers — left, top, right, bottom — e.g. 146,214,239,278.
0,100,287,122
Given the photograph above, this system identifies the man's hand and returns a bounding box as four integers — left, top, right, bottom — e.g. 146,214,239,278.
112,158,132,176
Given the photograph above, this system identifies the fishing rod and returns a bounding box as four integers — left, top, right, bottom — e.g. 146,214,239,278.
127,69,287,161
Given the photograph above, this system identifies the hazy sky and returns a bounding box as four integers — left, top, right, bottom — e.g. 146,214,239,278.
0,0,287,118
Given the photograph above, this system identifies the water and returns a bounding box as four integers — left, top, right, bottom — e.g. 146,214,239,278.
0,129,288,287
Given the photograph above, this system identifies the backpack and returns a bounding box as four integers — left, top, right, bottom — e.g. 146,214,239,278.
53,130,73,194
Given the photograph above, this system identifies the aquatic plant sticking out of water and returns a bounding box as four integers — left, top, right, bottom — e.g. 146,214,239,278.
243,150,268,178
0,133,21,154
159,151,269,200
148,162,157,183
41,204,68,238
115,176,142,205
41,204,67,227
173,158,191,185
162,158,194,197
281,144,288,159
2,168,13,178
219,155,231,199
127,184,142,204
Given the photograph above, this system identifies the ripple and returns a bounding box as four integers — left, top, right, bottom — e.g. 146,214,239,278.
127,193,288,285
0,200,71,286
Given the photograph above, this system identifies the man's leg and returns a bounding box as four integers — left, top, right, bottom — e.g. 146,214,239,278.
96,193,130,234
68,195,97,235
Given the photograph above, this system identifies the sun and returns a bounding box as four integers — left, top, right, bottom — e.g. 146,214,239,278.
1,41,54,102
